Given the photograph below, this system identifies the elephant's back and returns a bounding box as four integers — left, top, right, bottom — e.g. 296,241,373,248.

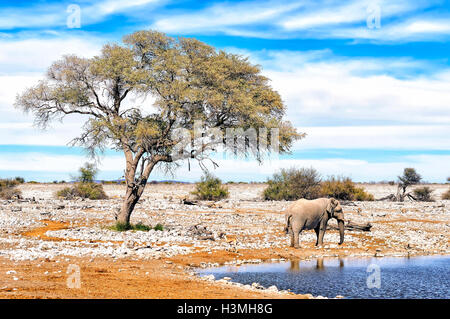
285,198,309,212
285,198,326,213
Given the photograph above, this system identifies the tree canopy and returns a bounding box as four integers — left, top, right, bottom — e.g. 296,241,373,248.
15,30,302,224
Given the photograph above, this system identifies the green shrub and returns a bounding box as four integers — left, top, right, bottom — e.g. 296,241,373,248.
56,182,107,200
264,167,322,201
75,182,108,199
133,222,152,231
0,178,22,199
109,222,161,232
192,173,229,201
56,187,76,199
413,186,434,202
320,176,374,201
442,188,450,200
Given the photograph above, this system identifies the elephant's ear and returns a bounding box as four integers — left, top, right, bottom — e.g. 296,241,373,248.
331,198,339,207
326,199,334,214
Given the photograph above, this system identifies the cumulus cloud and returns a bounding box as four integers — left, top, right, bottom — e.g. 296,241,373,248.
242,50,450,126
148,0,449,42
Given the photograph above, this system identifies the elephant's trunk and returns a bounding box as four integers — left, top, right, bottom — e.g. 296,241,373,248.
338,220,345,245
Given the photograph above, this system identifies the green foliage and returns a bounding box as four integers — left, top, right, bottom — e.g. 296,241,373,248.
442,189,450,200
109,222,163,232
78,163,98,183
398,168,422,188
192,173,229,201
320,176,374,201
56,187,75,199
0,178,22,199
264,167,322,201
56,182,107,200
56,163,106,200
75,182,108,200
413,186,434,202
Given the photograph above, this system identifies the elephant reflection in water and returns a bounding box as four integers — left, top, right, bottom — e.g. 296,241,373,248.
289,258,345,272
316,258,324,270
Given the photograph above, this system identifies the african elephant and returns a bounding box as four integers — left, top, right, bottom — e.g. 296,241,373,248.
284,198,345,248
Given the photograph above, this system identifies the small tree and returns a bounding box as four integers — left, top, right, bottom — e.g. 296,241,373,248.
264,167,322,201
397,168,421,201
78,163,98,183
192,173,229,200
57,163,107,200
16,30,301,226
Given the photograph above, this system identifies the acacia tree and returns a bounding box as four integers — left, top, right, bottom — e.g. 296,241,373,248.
397,167,422,201
15,30,301,225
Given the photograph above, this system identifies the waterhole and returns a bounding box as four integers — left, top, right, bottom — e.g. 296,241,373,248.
197,255,449,299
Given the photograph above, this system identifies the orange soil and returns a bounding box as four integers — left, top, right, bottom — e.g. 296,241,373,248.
0,257,306,299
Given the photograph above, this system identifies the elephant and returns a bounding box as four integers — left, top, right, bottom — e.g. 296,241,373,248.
284,198,345,248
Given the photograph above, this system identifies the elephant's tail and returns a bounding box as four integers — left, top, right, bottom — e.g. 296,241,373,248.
284,214,292,234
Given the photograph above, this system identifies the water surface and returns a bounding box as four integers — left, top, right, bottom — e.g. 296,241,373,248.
197,256,449,299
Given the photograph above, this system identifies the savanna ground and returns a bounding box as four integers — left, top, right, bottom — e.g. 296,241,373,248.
0,183,448,299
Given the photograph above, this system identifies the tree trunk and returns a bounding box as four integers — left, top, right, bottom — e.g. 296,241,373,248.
116,187,141,225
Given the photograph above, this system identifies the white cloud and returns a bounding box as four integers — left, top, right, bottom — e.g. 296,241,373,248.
296,125,450,150
148,0,450,42
0,0,163,29
152,0,303,34
0,37,102,73
246,50,450,126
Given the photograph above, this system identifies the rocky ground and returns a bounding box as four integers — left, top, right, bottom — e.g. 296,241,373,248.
0,183,448,298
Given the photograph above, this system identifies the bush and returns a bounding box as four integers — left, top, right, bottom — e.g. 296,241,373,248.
109,222,162,232
413,186,434,202
320,176,374,201
0,178,22,199
14,177,25,184
56,182,108,200
56,186,76,199
264,167,322,201
192,173,229,201
442,189,450,200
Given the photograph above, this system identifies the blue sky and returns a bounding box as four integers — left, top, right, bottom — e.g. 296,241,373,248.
0,0,449,182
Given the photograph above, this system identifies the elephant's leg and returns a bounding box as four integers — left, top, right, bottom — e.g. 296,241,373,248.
314,226,320,246
293,231,300,248
317,221,327,246
291,224,301,248
290,230,295,247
